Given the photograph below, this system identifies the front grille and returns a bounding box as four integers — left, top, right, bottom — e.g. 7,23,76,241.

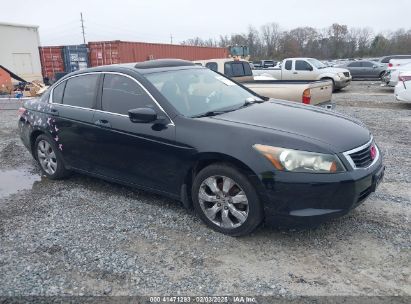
348,144,373,168
343,72,350,78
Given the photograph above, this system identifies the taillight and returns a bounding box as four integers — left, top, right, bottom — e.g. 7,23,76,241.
18,107,26,117
302,89,311,104
388,63,393,68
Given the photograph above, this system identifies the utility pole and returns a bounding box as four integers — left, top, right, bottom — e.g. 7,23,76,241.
80,12,86,45
170,34,173,44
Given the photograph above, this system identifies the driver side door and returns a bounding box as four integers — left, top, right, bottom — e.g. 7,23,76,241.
90,73,181,194
293,60,315,80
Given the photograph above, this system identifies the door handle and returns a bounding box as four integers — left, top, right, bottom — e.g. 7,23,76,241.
94,119,111,128
50,108,59,116
293,72,298,74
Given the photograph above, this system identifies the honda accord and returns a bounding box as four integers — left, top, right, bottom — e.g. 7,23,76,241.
18,59,384,236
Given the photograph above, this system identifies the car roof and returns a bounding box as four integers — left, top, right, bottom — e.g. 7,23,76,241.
72,59,201,76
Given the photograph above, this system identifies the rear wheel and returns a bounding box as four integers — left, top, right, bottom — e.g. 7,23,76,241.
35,134,69,179
192,163,263,236
379,71,386,79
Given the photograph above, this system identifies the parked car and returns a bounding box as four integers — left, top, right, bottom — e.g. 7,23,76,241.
394,71,411,102
387,58,411,70
381,62,411,87
252,57,352,92
378,55,411,67
18,59,384,236
338,60,386,79
194,58,333,107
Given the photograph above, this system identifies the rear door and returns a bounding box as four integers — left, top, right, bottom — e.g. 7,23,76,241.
281,60,293,80
49,73,100,171
90,73,180,194
347,61,362,78
361,61,374,77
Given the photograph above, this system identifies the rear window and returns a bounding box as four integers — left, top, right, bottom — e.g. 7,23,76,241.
381,55,411,63
348,62,361,67
205,62,218,72
285,60,292,70
362,61,374,67
62,74,99,108
224,62,252,77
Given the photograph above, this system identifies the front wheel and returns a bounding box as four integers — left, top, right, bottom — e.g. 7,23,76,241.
192,163,263,236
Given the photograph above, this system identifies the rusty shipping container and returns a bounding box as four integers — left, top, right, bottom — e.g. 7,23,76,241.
39,46,65,80
88,41,228,67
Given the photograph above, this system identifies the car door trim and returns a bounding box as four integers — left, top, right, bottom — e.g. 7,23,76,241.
48,71,175,126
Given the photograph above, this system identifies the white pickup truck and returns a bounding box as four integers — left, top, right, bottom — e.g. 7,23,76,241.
194,58,333,108
252,57,352,92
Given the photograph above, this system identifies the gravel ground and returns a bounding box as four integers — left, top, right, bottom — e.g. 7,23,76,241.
0,81,410,297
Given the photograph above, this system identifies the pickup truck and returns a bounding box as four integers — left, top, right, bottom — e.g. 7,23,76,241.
252,57,352,91
194,58,333,108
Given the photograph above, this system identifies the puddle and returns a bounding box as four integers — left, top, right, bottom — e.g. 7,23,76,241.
0,169,41,199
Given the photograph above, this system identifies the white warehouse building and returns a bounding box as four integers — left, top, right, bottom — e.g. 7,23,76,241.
0,22,42,82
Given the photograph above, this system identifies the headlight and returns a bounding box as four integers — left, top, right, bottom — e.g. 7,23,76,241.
253,144,346,173
338,72,345,78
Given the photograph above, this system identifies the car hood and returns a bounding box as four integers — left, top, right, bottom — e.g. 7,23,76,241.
320,67,350,74
212,101,370,153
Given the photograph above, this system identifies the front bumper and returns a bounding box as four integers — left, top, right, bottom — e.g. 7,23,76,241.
334,77,352,89
259,155,384,227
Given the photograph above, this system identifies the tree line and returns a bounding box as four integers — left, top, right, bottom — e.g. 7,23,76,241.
180,23,411,60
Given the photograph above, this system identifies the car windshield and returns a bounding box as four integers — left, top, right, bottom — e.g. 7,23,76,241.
144,68,261,117
307,58,327,69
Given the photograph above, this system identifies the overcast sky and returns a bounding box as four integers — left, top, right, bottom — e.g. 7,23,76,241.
2,0,411,46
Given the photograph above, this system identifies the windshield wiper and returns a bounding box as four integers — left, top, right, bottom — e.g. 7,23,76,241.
191,110,233,118
192,98,263,118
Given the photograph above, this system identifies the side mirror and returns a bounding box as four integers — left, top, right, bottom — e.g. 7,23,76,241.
308,66,313,71
373,65,378,68
128,108,157,123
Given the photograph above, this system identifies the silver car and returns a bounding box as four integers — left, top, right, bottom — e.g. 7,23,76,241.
340,60,386,79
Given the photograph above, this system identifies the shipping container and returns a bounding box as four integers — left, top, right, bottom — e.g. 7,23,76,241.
0,22,43,82
0,66,12,93
39,46,65,81
88,41,228,67
62,44,89,73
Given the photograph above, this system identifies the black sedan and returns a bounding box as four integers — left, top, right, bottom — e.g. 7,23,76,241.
18,59,384,236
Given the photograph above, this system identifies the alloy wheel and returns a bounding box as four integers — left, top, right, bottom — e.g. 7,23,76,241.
198,175,249,229
37,139,57,175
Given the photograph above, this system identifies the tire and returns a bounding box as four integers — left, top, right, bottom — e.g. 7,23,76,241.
192,163,263,236
379,71,385,79
34,134,69,179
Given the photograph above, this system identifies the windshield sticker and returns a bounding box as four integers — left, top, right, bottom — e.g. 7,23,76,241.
215,76,235,86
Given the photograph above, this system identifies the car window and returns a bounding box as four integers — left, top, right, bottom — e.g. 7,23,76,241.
295,60,312,71
62,74,99,108
205,62,218,72
362,61,373,67
52,81,66,104
102,74,155,115
348,62,361,67
224,62,252,77
284,60,292,70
